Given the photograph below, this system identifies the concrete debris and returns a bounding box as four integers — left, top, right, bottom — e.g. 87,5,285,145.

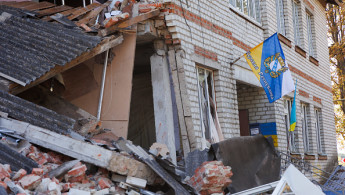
149,143,170,159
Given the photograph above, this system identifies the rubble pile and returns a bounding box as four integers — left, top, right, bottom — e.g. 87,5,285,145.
0,143,162,195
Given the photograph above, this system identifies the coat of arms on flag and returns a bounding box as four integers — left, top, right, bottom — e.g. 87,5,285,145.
244,33,294,103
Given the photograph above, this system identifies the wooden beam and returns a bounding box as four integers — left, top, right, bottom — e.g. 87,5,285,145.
98,9,160,37
6,1,36,8
75,1,110,26
67,3,101,20
42,7,81,22
10,35,124,95
37,5,73,17
22,1,56,11
0,117,157,184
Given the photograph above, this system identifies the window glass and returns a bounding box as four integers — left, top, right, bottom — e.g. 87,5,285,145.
230,0,261,23
301,104,310,153
285,99,298,152
276,0,285,35
292,1,301,46
315,109,324,154
306,13,314,57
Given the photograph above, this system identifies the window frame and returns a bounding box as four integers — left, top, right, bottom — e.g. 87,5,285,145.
196,67,217,142
301,103,310,153
230,0,261,23
276,0,286,36
315,108,324,154
292,0,301,46
306,12,315,57
284,99,298,153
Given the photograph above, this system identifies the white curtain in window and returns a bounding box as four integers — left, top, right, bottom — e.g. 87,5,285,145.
276,0,285,35
315,109,323,154
306,13,314,57
301,104,310,153
292,1,301,46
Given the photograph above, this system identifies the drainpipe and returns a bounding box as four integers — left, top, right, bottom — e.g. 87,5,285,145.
97,50,109,120
61,0,65,5
83,0,86,7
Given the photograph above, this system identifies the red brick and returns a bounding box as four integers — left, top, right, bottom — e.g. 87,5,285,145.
12,169,27,181
32,168,44,176
19,174,42,190
97,177,112,189
0,165,10,180
66,174,85,183
67,165,87,178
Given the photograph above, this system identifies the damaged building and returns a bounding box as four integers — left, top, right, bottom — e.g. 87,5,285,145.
0,0,341,194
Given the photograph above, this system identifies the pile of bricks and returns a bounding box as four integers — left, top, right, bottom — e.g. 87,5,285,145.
186,161,233,195
0,145,149,195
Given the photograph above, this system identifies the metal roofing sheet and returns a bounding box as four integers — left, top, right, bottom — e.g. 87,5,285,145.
0,90,75,135
0,5,102,86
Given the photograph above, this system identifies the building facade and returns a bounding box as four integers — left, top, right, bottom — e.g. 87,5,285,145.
162,0,338,177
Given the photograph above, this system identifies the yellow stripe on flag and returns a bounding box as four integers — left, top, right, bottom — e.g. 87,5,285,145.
289,122,296,132
244,42,264,81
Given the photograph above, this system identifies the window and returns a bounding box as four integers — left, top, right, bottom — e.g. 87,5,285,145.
301,103,310,153
292,0,301,46
306,12,315,57
284,99,298,152
197,67,221,144
276,0,286,35
230,0,261,23
315,109,324,154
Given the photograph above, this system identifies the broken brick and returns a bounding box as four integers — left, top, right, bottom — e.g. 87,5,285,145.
67,165,87,178
0,164,10,180
97,177,112,189
186,161,232,195
19,174,42,190
32,168,44,176
12,169,27,181
3,164,11,173
66,174,86,183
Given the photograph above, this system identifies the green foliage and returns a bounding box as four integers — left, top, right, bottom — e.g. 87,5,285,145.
326,4,345,139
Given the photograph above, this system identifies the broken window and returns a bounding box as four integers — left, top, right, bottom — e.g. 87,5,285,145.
196,67,223,145
292,0,302,47
301,103,310,153
276,0,286,36
229,0,261,23
284,99,298,153
315,108,324,154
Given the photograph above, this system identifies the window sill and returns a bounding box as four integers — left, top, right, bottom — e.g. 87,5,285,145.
278,34,292,48
228,4,263,30
304,154,316,160
295,45,307,58
290,153,302,160
309,56,319,66
318,154,328,160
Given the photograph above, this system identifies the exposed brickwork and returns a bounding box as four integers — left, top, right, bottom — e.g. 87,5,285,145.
313,96,322,104
194,45,218,61
303,0,315,11
165,3,251,51
289,64,332,92
186,161,233,195
299,89,310,98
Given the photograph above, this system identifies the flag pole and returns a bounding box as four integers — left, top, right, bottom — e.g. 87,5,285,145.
230,56,242,66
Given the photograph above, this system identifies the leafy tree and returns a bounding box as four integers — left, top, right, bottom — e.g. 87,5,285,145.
326,4,345,139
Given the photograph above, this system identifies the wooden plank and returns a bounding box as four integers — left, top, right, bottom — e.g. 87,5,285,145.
0,117,156,183
99,9,160,37
67,3,101,20
42,7,81,22
6,1,36,8
10,35,124,95
75,1,110,26
21,1,56,11
37,5,73,17
0,2,17,6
